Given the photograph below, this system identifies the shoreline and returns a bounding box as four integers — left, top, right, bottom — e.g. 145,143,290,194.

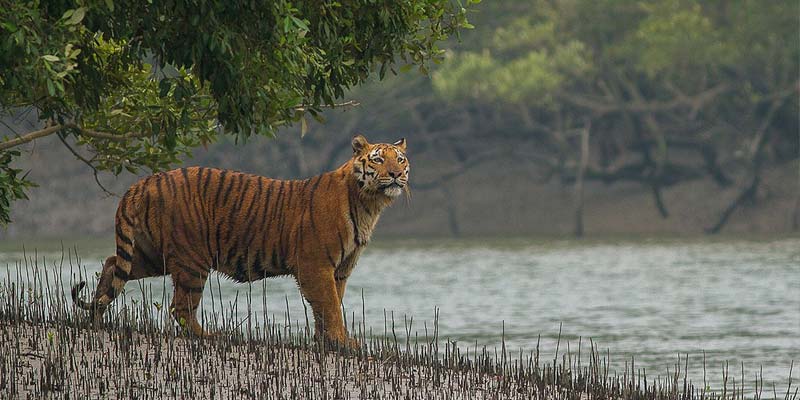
1,270,794,399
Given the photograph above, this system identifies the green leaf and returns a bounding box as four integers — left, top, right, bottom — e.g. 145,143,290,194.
65,7,87,26
0,22,18,33
300,116,308,138
159,79,172,98
290,16,309,31
42,55,59,62
46,79,55,96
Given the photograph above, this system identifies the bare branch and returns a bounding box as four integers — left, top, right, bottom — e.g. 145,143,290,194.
0,124,63,151
57,134,119,198
1,122,150,152
63,123,147,141
706,175,760,234
415,148,556,190
293,100,360,112
557,84,730,116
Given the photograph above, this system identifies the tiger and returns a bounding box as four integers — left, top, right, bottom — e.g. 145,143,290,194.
71,134,409,348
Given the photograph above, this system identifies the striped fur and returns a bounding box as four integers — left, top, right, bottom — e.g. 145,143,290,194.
72,135,409,346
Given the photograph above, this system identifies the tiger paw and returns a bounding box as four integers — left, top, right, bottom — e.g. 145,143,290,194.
320,333,361,355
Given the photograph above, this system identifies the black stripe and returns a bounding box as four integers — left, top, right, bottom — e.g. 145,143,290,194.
166,173,178,198
270,181,286,228
255,179,274,260
222,180,249,257
224,240,239,270
234,254,250,282
179,171,197,228
156,175,169,255
251,250,264,279
187,172,208,248
117,247,133,262
180,168,190,186
143,189,153,241
180,168,193,207
349,201,360,245
306,175,324,233
274,181,286,208
225,175,251,232
268,181,286,269
271,245,280,272
116,225,132,245
213,170,229,206
201,168,213,200
119,204,135,227
326,248,336,268
113,267,130,281
221,173,243,207
261,179,274,226
214,223,224,267
232,175,252,212
243,180,265,251
285,180,294,208
337,230,346,266
196,168,214,262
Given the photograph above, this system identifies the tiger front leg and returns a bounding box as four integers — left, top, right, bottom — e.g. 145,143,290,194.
296,266,358,350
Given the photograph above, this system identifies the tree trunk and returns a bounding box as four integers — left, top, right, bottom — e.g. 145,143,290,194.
793,159,800,231
574,124,590,237
706,175,760,234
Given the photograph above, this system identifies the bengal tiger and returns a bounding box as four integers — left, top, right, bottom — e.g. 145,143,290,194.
71,135,409,347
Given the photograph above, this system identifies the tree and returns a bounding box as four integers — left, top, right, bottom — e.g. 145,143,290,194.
432,0,799,233
0,0,475,224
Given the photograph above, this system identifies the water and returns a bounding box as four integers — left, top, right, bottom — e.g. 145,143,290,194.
1,237,798,393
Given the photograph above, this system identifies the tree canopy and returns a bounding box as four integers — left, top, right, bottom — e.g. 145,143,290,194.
0,0,473,224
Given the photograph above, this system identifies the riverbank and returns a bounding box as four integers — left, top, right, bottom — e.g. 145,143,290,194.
0,319,755,400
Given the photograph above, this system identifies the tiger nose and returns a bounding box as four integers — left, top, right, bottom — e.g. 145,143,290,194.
388,170,401,179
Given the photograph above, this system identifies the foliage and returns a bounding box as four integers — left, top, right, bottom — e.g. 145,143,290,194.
0,0,473,224
431,0,799,228
0,150,34,224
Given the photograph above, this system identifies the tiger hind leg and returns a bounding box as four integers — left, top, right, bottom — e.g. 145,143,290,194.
169,264,210,337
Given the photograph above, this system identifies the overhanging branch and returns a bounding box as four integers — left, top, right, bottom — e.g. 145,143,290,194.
1,123,147,152
0,125,63,151
293,100,360,112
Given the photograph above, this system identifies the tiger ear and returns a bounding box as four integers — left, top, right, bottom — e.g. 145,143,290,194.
352,135,370,155
393,137,406,151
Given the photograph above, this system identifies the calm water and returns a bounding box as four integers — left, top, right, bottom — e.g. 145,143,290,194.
1,237,798,392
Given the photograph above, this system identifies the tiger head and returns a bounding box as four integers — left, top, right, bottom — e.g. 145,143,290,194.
351,135,409,198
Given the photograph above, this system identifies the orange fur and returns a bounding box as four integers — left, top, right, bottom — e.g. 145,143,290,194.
72,135,409,347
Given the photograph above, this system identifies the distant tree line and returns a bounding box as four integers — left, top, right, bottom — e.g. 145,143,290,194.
429,0,799,234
